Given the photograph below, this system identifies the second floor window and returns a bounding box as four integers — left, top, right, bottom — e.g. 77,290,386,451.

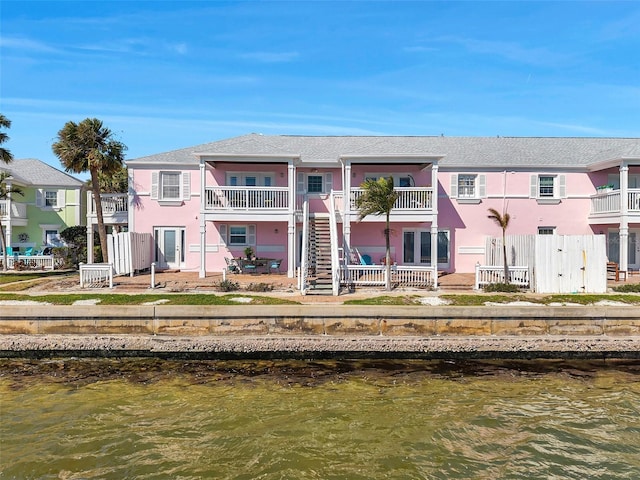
539,176,555,197
457,175,476,198
44,191,58,207
307,175,323,193
161,172,180,199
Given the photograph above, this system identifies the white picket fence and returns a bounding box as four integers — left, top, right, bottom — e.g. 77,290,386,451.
474,265,531,289
107,232,152,276
79,263,113,288
3,255,55,271
340,265,436,288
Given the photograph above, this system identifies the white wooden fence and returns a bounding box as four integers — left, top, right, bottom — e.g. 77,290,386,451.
480,234,607,293
3,255,55,271
340,265,436,288
79,263,113,288
474,265,530,289
107,232,152,276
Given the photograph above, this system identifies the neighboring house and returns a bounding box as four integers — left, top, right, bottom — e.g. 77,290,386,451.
0,159,84,253
126,135,640,292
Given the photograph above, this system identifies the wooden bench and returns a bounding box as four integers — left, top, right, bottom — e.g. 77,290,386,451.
607,262,627,282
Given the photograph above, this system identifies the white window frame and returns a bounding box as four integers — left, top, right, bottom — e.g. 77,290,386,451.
151,171,191,203
220,224,256,246
449,174,485,203
537,226,556,235
226,172,275,187
40,224,63,247
402,228,450,268
36,189,65,210
531,174,565,203
297,172,333,195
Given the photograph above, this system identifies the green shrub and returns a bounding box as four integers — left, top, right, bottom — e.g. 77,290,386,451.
217,280,240,292
612,283,640,293
245,282,273,292
483,282,521,293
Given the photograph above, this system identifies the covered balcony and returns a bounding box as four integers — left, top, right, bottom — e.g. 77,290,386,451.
0,200,27,226
342,186,435,222
589,188,640,222
204,186,290,217
87,192,129,224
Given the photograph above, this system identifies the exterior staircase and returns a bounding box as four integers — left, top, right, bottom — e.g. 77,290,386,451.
305,217,334,295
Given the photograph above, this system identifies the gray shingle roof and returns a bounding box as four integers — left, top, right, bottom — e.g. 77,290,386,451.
126,134,640,169
0,159,84,187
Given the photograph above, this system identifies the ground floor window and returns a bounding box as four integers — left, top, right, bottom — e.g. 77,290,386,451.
402,229,449,267
608,230,638,267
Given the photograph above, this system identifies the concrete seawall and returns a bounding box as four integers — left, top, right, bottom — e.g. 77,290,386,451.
2,305,640,359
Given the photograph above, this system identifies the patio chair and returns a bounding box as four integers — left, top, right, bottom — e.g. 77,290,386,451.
224,257,242,274
269,259,283,274
24,247,34,256
360,254,373,265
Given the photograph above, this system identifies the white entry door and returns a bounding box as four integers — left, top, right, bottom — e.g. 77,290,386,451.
154,227,185,269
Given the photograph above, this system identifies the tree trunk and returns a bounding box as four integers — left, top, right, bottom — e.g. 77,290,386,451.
502,232,509,283
0,224,7,272
90,169,109,264
385,214,392,291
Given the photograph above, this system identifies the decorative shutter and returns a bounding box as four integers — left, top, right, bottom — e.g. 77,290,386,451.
478,175,486,198
219,224,227,246
530,175,538,198
36,189,44,207
297,172,305,194
57,190,66,208
558,175,566,198
182,172,191,201
248,224,256,245
450,175,458,198
151,172,159,200
324,172,333,193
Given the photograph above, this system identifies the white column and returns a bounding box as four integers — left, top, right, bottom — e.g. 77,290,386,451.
5,176,12,252
199,159,207,278
87,226,94,263
430,162,439,288
343,161,352,257
619,162,629,273
287,162,296,277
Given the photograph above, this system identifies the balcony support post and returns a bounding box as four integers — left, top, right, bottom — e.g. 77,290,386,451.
619,162,629,273
199,159,207,278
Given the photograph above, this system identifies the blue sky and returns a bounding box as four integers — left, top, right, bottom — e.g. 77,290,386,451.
1,1,639,178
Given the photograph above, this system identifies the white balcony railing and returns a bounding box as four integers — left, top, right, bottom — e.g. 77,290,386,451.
590,189,640,215
88,193,128,216
205,187,289,211
349,187,434,212
474,265,530,289
0,200,27,219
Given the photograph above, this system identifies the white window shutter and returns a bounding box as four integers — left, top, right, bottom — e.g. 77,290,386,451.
219,224,227,246
450,174,458,198
558,175,566,198
478,175,486,198
297,172,305,194
530,175,538,198
248,224,256,245
36,189,44,207
324,172,333,193
182,172,191,201
151,172,159,200
57,190,66,208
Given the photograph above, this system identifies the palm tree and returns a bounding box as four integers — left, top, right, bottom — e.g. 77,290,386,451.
52,118,126,264
355,176,399,291
0,172,24,271
0,114,14,164
487,207,511,282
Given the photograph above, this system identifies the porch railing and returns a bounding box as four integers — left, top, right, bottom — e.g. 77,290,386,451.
590,189,640,215
349,187,434,211
205,187,289,210
1,255,55,271
79,263,113,288
340,265,436,288
0,200,27,219
474,265,530,289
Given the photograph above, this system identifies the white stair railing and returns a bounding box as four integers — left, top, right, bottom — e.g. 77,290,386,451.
328,191,341,296
298,200,310,295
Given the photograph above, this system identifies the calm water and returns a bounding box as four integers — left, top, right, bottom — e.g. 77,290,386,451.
1,358,640,479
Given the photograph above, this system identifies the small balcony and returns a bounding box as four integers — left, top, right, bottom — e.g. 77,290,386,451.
87,193,129,224
589,188,640,222
345,187,435,221
0,200,27,223
204,186,289,211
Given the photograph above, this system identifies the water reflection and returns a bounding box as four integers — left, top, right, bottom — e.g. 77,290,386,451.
2,359,640,479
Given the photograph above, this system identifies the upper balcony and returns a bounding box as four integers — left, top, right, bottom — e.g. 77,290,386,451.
204,186,290,220
87,192,129,225
342,187,435,222
589,188,640,223
0,200,27,225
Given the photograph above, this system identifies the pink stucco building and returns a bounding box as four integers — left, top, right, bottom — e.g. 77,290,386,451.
125,135,640,292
